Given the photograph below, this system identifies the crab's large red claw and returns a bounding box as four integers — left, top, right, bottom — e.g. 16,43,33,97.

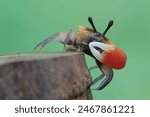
89,42,127,69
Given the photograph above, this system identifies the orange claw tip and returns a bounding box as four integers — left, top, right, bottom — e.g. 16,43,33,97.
103,47,127,70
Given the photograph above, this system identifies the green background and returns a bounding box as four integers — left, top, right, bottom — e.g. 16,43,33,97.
0,0,150,99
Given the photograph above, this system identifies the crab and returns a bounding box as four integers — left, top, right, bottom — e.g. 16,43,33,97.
34,17,127,90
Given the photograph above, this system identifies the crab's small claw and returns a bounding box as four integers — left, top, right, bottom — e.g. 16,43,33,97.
89,42,127,69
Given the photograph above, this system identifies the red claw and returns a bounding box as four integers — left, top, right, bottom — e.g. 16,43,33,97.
103,47,127,69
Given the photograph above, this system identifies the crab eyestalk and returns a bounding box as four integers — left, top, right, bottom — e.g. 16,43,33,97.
103,20,113,36
88,17,97,32
89,42,127,69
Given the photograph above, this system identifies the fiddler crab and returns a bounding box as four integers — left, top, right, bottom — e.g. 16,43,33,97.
34,17,127,90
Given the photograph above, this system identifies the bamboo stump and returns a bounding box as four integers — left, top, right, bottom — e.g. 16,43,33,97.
0,53,92,100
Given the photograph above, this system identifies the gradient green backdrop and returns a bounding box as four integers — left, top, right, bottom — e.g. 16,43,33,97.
0,0,150,99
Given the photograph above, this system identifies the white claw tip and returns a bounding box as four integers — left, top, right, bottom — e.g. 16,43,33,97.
89,42,113,62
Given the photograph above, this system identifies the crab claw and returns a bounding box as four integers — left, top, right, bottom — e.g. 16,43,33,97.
89,42,127,69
